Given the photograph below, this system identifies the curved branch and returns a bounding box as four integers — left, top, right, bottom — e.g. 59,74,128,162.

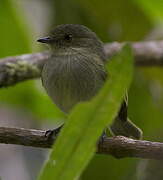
1,41,163,87
0,126,163,160
0,51,49,87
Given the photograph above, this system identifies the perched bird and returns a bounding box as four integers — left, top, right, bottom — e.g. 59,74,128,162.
37,24,142,139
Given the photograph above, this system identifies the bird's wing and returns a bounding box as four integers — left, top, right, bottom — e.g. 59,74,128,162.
118,93,128,122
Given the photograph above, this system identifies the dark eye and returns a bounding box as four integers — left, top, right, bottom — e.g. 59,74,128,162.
64,34,72,41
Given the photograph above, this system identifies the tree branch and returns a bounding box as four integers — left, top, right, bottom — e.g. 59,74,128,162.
1,41,163,87
0,126,163,160
0,51,49,87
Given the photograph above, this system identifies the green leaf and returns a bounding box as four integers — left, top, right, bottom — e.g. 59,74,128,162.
54,0,152,41
0,0,31,57
134,0,163,22
0,1,64,122
38,44,133,180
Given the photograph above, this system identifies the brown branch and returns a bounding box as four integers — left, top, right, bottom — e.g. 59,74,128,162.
0,126,163,160
1,41,163,87
0,51,49,87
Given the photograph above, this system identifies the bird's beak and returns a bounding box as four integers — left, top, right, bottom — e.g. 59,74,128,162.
37,37,52,44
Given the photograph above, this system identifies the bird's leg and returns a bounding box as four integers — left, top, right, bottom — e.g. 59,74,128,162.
98,129,107,145
45,124,63,140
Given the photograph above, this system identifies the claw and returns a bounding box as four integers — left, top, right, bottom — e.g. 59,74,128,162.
98,131,107,145
45,125,63,140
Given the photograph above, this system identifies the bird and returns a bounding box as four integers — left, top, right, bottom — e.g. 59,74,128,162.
37,24,142,139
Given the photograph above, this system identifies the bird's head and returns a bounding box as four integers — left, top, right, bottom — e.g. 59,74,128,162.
37,24,105,59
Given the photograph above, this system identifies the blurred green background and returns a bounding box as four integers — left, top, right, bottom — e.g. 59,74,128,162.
0,0,163,180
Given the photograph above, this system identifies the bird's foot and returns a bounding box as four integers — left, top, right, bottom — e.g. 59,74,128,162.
98,131,107,145
45,125,63,140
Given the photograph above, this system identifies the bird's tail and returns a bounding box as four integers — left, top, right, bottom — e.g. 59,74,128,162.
109,96,143,140
109,117,143,139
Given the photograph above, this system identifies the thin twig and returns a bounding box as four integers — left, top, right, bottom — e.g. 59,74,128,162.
1,41,163,87
0,126,163,160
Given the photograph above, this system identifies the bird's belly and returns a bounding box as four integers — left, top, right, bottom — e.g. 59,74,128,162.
52,80,91,113
47,71,97,113
42,56,105,113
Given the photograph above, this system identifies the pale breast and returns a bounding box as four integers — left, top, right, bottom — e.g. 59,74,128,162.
41,52,106,113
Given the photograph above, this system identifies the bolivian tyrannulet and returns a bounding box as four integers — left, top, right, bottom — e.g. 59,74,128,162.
38,24,142,139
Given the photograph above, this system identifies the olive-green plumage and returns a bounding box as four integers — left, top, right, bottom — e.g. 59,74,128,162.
38,24,142,139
